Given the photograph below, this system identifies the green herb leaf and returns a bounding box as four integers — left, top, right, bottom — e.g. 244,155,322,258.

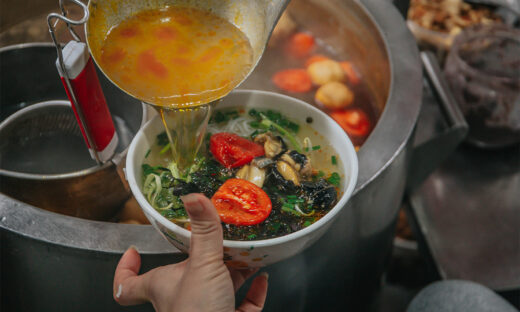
331,155,337,165
159,143,171,155
142,164,168,176
327,172,341,187
312,145,321,151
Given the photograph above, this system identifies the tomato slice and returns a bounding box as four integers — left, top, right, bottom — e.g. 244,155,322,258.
330,109,371,137
272,69,312,93
212,179,272,226
210,133,264,169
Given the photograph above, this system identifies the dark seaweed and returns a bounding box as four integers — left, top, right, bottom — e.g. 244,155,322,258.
189,159,233,198
157,132,169,147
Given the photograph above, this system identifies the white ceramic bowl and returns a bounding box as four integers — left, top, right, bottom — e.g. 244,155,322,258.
126,90,358,268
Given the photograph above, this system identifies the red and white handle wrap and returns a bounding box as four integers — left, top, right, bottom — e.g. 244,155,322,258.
56,41,118,163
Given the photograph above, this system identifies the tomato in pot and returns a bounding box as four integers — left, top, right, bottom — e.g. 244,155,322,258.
212,178,272,226
210,132,264,168
284,32,316,59
271,69,312,93
330,109,371,137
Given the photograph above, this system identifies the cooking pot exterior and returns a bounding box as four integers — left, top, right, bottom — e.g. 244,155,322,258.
0,0,422,310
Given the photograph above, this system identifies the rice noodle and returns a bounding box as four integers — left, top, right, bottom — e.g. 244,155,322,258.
207,116,255,137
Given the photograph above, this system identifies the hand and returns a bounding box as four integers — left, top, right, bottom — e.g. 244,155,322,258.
113,193,268,312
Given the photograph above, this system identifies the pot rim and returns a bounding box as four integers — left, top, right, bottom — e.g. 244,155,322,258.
0,0,422,254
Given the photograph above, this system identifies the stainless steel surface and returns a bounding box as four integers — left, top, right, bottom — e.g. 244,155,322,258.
410,143,520,291
1,0,428,310
407,52,469,190
0,43,145,220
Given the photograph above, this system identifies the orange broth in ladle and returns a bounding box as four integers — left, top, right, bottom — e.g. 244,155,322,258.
94,6,254,169
97,6,253,108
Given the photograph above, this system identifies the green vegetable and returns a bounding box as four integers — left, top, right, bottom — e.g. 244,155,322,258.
160,143,171,155
210,110,240,124
259,113,302,153
331,155,337,165
142,164,168,176
312,145,321,151
145,149,151,158
303,220,312,227
282,205,301,216
327,172,341,187
247,234,257,240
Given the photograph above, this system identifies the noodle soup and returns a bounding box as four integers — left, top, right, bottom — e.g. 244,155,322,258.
142,106,342,240
126,90,358,267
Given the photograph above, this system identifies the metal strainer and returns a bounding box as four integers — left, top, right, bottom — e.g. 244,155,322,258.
0,101,96,174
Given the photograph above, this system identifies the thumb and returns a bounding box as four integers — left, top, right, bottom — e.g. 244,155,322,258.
181,193,224,265
113,247,151,305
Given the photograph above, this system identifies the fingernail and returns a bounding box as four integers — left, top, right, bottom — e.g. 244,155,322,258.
260,272,269,281
128,245,138,252
116,284,123,298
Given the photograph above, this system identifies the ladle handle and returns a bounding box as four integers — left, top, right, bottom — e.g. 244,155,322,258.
47,0,118,164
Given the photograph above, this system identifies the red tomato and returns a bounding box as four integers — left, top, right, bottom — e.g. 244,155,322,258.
285,32,316,58
212,179,272,225
331,109,371,137
210,133,264,169
272,69,312,93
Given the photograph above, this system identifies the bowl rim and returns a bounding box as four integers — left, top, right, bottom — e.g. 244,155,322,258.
126,89,358,249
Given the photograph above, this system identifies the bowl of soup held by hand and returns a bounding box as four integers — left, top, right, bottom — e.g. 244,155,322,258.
126,90,358,267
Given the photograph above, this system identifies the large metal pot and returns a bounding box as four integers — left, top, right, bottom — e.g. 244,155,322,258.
0,44,146,221
0,0,464,311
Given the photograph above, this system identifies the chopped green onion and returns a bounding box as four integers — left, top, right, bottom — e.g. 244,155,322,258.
312,145,321,151
283,202,294,209
249,121,261,128
247,234,257,240
327,172,341,187
303,220,312,227
282,205,301,216
159,143,170,155
331,155,337,165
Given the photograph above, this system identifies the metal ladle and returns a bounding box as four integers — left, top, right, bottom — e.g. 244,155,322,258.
54,0,291,171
